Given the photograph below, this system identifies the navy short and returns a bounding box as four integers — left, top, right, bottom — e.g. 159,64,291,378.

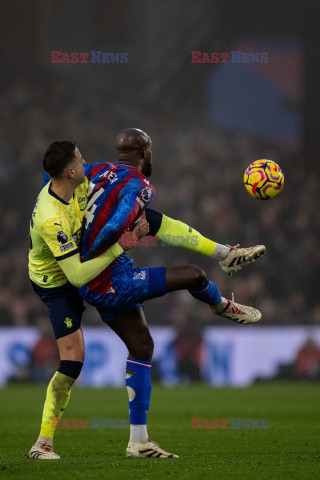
96,266,167,323
31,281,85,339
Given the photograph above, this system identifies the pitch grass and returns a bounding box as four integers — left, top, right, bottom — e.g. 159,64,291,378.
1,383,320,480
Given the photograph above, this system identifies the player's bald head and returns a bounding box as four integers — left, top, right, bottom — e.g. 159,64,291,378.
116,128,151,155
116,128,153,177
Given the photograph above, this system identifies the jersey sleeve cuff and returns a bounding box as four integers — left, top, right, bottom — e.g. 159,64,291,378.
55,248,79,261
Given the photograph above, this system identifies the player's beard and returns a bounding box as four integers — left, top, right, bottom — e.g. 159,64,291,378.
143,158,152,177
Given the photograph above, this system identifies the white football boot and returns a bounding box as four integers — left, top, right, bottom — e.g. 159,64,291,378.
28,442,60,459
219,244,266,276
212,295,261,324
126,437,179,458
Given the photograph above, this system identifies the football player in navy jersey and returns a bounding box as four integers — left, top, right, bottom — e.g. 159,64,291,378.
76,128,266,458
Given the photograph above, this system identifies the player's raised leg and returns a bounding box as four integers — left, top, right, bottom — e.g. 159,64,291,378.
146,209,266,276
163,265,261,324
107,307,178,458
28,328,84,460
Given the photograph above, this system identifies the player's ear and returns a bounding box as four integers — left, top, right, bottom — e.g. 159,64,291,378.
142,145,151,159
66,166,75,179
141,146,147,159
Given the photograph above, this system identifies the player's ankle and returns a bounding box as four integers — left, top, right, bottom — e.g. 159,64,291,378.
36,435,53,447
212,298,228,313
130,425,148,443
211,244,230,261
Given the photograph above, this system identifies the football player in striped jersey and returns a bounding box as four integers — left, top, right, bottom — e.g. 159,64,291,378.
75,128,265,458
34,131,265,459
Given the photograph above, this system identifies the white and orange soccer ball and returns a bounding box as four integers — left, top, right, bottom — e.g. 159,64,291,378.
244,159,284,200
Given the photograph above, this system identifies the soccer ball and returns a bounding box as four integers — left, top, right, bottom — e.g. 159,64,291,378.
244,159,284,200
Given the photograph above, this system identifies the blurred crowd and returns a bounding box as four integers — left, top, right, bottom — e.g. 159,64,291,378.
1,63,320,332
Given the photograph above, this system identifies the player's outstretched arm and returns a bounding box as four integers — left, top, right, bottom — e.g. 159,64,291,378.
58,243,123,288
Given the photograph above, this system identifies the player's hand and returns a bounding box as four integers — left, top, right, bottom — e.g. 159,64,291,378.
133,212,149,239
118,231,139,251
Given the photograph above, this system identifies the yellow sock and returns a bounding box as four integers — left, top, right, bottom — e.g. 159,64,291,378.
39,371,76,439
156,215,217,256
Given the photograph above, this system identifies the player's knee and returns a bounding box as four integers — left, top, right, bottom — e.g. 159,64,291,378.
59,344,85,363
190,265,208,288
130,334,154,361
74,347,85,363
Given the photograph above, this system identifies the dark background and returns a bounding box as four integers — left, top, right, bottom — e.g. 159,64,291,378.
1,0,320,331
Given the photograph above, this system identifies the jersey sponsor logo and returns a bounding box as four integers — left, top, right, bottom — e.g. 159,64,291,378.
133,270,146,281
140,186,152,203
60,242,74,253
57,230,68,245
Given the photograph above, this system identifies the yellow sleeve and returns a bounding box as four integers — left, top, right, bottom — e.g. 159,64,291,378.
41,216,79,260
156,214,217,257
58,243,123,288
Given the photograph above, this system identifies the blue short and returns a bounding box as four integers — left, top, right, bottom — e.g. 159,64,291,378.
31,281,85,339
95,267,167,323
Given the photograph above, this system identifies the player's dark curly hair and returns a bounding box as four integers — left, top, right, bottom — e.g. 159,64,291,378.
43,141,77,178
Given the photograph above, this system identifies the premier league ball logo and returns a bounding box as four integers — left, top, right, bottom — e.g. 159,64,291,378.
141,186,152,203
57,230,68,245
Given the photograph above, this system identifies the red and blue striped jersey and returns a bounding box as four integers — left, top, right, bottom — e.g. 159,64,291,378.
43,161,155,261
82,162,155,260
43,161,155,298
79,162,155,298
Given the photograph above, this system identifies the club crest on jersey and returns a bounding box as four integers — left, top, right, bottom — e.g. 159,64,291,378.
77,195,87,211
57,230,68,245
133,271,147,281
64,317,73,328
140,186,152,203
